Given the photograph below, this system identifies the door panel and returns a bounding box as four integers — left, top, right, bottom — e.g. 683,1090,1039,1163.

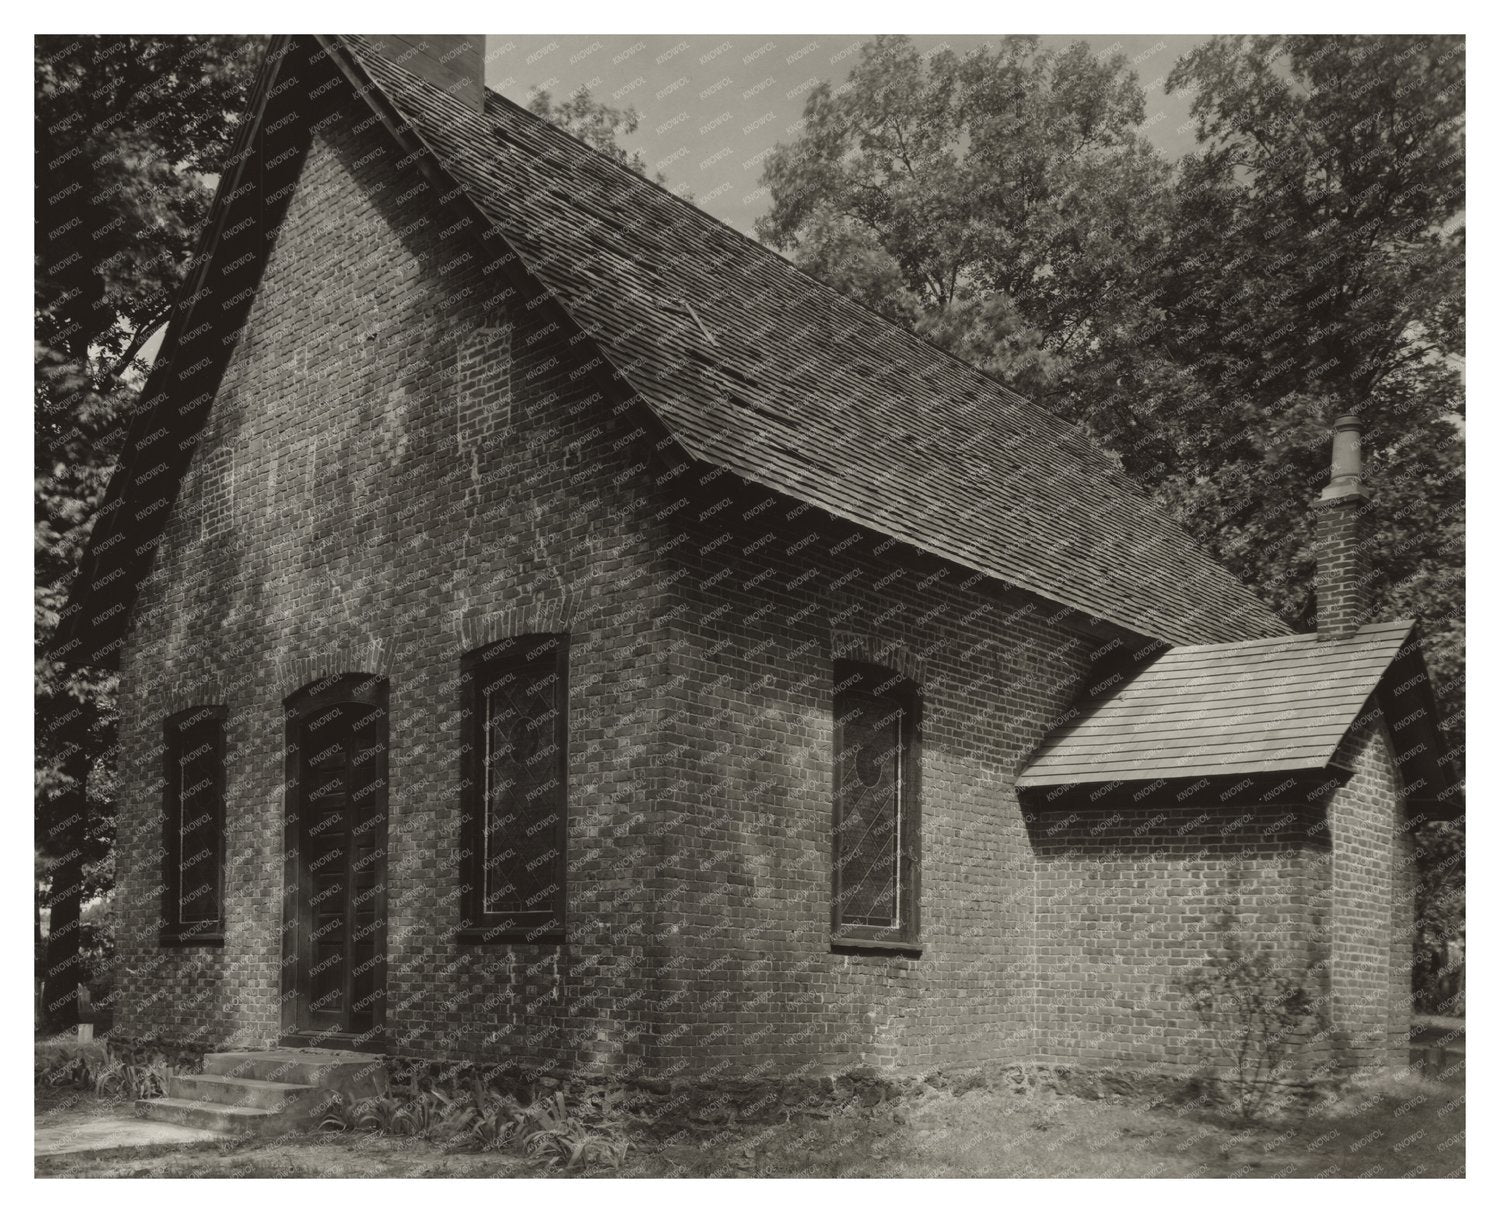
284,684,388,1045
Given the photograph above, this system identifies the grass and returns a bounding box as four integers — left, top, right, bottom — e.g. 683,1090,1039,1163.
35,1067,1463,1179
622,1068,1464,1178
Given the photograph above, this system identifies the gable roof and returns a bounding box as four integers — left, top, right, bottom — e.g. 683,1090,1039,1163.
50,33,1289,670
335,36,1286,648
1016,619,1461,814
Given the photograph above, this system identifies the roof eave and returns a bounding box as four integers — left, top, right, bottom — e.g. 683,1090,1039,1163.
1018,764,1346,810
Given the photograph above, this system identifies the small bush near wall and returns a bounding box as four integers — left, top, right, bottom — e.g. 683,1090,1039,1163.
1174,907,1326,1121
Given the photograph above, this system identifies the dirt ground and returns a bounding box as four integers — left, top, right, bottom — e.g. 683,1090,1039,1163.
35,1067,1464,1179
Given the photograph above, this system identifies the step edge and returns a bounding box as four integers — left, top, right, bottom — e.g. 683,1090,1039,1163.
207,1050,376,1063
137,1097,284,1119
175,1074,323,1092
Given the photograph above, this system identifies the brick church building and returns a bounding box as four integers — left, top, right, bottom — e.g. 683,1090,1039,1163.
53,35,1459,1089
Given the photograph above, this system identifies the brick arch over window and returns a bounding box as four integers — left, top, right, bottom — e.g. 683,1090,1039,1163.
456,594,577,652
158,676,239,718
283,669,389,711
274,639,396,693
830,631,927,685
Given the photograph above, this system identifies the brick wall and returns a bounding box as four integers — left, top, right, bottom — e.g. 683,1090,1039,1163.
1030,709,1411,1078
1320,706,1413,1070
628,453,1416,1080
1032,802,1327,1073
640,465,1115,1077
113,79,676,1075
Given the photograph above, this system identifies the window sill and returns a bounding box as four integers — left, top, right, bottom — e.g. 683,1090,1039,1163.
159,932,224,948
830,935,922,956
455,928,565,946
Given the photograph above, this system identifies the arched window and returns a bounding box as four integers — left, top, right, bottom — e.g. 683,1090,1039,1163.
831,661,921,950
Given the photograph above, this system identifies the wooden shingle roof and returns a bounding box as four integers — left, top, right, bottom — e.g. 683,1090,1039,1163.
49,34,1293,671
338,37,1288,648
1016,619,1422,789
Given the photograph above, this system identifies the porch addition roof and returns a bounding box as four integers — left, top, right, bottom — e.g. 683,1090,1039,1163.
1016,619,1460,813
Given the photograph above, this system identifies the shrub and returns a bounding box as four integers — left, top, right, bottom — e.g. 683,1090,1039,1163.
34,1046,92,1090
517,1088,630,1168
1174,907,1325,1121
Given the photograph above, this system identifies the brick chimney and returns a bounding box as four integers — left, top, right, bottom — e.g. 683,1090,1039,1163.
364,35,485,112
1313,414,1372,640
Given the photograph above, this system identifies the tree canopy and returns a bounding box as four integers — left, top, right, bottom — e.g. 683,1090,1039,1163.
34,34,263,1024
757,35,1175,399
528,85,668,184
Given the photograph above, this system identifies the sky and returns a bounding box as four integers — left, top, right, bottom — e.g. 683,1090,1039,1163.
485,34,1209,236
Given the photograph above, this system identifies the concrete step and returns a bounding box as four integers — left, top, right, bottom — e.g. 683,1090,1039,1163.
168,1072,333,1114
135,1096,319,1137
202,1049,388,1101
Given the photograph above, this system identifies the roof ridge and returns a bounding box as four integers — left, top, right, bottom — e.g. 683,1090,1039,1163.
1165,618,1414,655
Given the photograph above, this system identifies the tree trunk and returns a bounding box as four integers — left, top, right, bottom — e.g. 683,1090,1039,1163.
39,751,89,1030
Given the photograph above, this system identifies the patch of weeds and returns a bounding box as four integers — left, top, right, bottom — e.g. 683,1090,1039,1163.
319,1073,632,1170
35,1038,200,1102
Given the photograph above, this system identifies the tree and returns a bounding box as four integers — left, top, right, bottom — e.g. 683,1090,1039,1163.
527,85,671,186
35,35,262,1027
758,37,1463,676
1161,43,1465,990
1412,818,1465,1014
757,35,1173,400
1161,36,1464,649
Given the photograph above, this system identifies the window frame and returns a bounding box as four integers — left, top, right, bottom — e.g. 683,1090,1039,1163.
457,633,570,945
159,704,228,946
830,660,922,953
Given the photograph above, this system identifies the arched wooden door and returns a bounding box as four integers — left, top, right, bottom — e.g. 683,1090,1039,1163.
281,674,389,1048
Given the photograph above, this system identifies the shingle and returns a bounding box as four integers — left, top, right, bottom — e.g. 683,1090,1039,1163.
1015,619,1415,788
340,37,1289,648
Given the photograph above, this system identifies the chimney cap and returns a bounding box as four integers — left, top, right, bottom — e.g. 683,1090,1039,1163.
1319,412,1368,502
